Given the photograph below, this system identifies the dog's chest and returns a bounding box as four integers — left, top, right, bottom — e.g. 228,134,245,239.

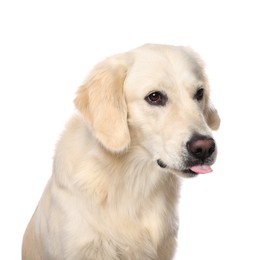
64,191,177,259
70,206,174,259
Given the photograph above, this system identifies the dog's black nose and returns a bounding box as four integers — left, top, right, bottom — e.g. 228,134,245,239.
187,135,216,161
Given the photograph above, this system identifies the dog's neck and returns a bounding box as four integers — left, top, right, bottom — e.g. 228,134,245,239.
52,116,180,218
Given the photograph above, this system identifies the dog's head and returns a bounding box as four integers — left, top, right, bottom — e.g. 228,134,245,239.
75,44,220,177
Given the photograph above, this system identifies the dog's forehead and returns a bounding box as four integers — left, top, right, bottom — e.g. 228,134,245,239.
126,44,206,91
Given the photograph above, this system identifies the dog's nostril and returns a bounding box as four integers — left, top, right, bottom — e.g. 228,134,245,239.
187,135,216,161
195,148,203,155
208,144,216,155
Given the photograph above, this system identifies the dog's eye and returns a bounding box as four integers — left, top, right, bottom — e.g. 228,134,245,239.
145,91,167,106
194,88,204,101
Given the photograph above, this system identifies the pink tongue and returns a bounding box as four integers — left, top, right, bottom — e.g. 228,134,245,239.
190,165,213,174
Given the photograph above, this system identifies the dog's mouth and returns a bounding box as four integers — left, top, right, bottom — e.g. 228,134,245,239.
157,159,213,177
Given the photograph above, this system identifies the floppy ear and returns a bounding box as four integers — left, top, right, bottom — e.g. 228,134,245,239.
74,56,130,153
204,101,220,130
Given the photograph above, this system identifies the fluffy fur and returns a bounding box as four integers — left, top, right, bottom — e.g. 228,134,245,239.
22,44,220,260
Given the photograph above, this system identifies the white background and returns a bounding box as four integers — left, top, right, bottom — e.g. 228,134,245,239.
1,0,276,259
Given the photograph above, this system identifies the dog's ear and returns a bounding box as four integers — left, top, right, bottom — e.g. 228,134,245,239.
74,55,131,153
204,101,220,130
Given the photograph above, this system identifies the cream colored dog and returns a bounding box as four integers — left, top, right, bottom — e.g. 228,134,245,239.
22,44,220,260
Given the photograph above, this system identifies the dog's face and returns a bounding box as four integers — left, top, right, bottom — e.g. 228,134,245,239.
75,44,220,177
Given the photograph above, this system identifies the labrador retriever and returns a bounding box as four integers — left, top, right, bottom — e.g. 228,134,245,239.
22,44,220,260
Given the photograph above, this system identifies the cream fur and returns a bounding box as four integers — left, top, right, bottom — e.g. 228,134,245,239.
22,44,220,260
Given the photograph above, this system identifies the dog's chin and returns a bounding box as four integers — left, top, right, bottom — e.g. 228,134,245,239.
157,159,198,178
172,168,199,178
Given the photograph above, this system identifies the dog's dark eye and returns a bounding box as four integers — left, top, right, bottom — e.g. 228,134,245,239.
194,88,204,101
145,91,167,106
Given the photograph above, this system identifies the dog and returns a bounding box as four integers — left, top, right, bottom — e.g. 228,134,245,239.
22,44,220,260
